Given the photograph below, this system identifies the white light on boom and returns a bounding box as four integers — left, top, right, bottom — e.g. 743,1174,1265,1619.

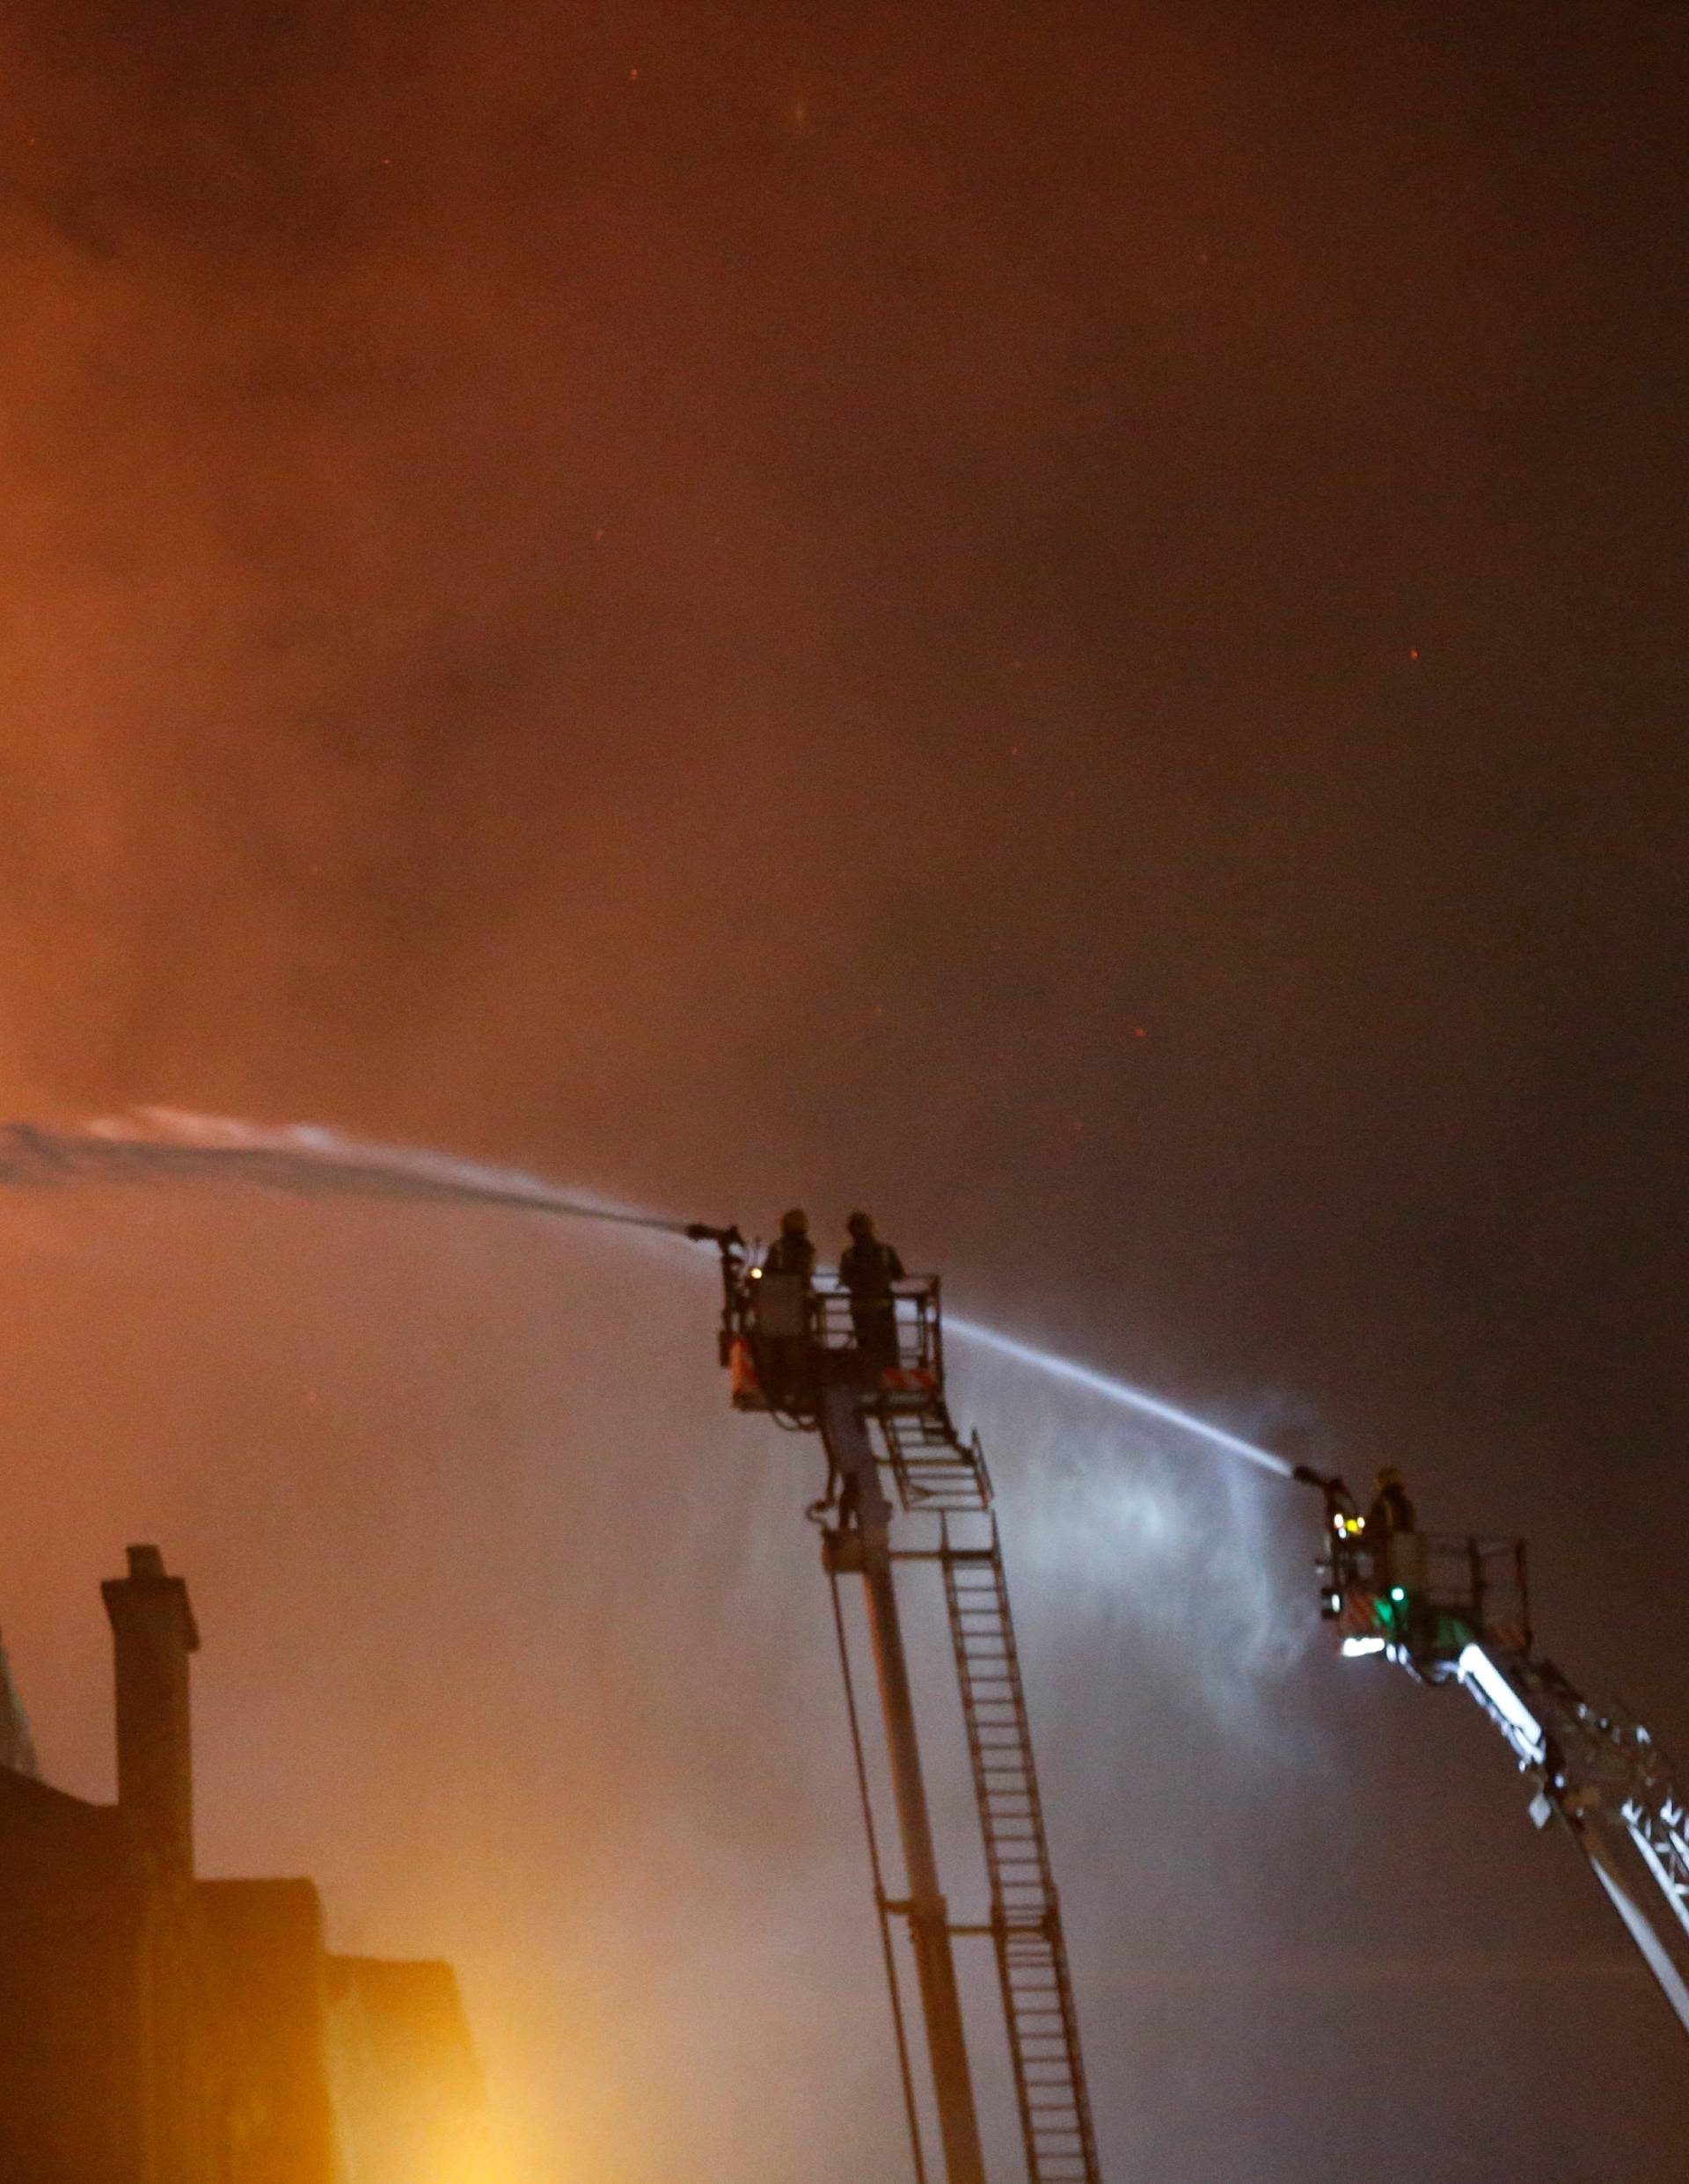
1458,1643,1548,1767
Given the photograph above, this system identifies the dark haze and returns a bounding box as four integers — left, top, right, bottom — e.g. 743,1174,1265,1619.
2,4,1685,2179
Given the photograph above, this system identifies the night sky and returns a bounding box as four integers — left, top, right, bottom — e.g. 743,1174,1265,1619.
1,4,1685,2180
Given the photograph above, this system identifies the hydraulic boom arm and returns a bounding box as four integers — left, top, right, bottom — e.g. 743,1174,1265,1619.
1455,1641,1689,2031
1298,1469,1689,2039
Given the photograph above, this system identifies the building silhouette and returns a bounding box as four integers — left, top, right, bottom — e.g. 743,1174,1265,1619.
0,1548,486,2184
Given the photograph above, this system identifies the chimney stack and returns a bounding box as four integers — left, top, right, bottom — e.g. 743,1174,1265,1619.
102,1545,201,1876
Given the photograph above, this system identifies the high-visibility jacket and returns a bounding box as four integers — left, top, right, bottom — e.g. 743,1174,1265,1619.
839,1237,905,1298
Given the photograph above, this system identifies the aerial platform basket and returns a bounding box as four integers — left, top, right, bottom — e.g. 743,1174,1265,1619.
726,1271,947,1416
1321,1523,1532,1674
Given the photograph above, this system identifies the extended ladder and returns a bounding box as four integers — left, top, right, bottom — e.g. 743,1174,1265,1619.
867,1389,1102,2184
943,1518,1100,2184
715,1255,1105,2184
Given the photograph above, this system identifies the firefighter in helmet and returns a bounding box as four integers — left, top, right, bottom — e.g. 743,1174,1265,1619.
757,1209,816,1408
763,1208,816,1282
838,1210,905,1373
1366,1466,1418,1593
1367,1467,1416,1537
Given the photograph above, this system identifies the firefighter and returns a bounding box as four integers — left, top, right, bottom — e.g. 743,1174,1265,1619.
763,1208,816,1282
757,1209,816,1408
839,1210,905,1372
1366,1466,1418,1593
1367,1467,1416,1538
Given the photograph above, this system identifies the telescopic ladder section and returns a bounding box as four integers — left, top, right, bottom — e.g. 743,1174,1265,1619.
876,1397,1099,2180
1457,1643,1689,2034
943,1518,1100,2184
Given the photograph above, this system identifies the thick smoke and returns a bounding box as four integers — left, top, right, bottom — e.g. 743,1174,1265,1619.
3,4,1685,2179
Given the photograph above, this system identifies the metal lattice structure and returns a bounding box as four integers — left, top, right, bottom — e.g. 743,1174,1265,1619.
1457,1646,1689,2031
